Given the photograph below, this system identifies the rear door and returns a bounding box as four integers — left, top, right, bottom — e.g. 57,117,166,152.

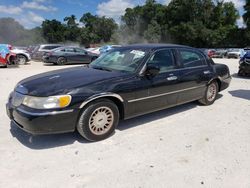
175,48,213,103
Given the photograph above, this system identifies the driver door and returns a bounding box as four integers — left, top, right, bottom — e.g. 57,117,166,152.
130,49,181,116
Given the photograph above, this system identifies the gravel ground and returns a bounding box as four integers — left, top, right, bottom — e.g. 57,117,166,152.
0,59,250,188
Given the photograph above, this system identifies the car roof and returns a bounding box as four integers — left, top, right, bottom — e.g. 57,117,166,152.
118,43,195,50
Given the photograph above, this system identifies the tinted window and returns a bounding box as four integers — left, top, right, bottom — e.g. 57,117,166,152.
64,48,75,53
180,50,206,68
42,46,61,50
74,48,86,53
148,49,175,73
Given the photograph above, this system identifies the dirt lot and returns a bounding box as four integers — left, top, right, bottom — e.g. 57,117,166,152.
0,59,250,188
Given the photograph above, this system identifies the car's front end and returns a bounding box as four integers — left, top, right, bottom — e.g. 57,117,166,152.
6,91,78,134
239,53,250,76
6,65,126,135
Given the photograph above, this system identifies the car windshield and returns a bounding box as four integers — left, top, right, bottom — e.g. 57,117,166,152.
90,49,148,73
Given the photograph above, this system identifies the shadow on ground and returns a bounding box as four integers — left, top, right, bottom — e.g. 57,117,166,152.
10,123,89,150
10,95,224,150
231,73,250,79
229,90,250,101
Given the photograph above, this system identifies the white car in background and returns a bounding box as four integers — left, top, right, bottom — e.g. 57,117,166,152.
85,47,101,55
11,48,31,64
227,49,246,59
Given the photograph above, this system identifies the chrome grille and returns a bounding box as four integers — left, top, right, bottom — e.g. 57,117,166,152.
11,92,25,107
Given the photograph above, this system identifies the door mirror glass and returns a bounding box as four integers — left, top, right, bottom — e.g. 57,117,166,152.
145,65,160,77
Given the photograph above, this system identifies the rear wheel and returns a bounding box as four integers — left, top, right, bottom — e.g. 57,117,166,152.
199,81,218,105
77,99,119,141
57,57,67,65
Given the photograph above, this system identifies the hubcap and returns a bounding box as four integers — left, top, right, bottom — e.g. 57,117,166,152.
207,83,217,102
89,107,114,135
18,57,26,64
59,58,65,64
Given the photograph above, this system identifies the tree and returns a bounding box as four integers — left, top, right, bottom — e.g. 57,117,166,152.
64,15,80,42
79,13,117,46
243,0,250,28
41,19,66,43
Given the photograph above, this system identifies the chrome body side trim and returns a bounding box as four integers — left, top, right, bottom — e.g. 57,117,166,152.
79,92,124,109
17,108,74,116
128,85,206,103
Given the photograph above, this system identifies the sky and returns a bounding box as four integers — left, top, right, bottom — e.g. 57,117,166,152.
0,0,246,29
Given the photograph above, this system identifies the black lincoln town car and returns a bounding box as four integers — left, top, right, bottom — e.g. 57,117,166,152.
6,44,231,141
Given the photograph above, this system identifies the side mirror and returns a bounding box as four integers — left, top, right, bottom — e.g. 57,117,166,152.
145,65,160,77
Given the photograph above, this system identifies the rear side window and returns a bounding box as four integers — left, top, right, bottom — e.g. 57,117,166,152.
64,48,75,53
148,49,175,73
179,49,207,68
42,46,61,50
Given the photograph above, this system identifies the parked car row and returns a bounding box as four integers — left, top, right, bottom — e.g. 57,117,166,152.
200,48,247,59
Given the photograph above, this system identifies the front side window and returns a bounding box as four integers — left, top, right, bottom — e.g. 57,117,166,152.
179,49,206,68
90,49,148,73
147,49,175,73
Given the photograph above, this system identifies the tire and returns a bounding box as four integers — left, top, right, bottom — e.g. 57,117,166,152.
17,54,27,65
199,81,218,105
238,69,245,76
77,99,119,141
57,57,67,65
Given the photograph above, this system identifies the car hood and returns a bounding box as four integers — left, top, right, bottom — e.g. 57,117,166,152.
15,67,124,96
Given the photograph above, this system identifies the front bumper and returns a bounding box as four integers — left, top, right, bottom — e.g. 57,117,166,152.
6,102,79,135
239,63,250,73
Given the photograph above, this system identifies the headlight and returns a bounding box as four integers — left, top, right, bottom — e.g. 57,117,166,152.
22,95,71,109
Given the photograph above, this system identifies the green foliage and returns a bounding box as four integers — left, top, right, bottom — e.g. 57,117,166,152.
244,0,250,28
41,19,66,43
79,13,118,46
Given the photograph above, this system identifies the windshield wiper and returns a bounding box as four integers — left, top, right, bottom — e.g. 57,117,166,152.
92,66,113,72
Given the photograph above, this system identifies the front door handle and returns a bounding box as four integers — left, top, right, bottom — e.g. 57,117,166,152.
167,76,178,81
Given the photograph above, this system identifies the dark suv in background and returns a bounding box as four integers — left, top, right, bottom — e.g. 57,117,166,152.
239,51,250,76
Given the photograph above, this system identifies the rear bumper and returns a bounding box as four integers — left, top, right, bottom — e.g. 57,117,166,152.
220,76,232,91
42,56,56,63
6,102,79,135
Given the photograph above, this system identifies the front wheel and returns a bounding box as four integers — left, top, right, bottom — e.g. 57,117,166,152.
17,55,27,65
199,81,218,105
77,99,119,141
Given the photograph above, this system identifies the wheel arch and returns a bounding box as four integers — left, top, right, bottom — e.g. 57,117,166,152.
79,93,125,119
208,77,222,91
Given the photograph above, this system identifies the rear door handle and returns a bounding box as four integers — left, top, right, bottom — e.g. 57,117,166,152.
167,76,178,81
